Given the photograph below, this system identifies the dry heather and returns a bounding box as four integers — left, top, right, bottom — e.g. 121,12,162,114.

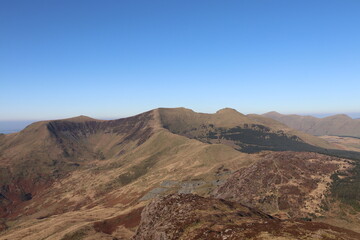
1,108,360,239
214,151,352,218
133,194,360,240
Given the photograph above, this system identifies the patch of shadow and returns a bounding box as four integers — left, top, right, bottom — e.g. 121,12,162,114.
60,226,91,240
331,161,360,211
0,193,9,202
93,207,144,234
183,124,360,160
21,193,32,201
0,220,7,232
68,163,80,167
36,214,51,220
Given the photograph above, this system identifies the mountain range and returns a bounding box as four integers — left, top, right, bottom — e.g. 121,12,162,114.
264,111,360,138
0,108,359,239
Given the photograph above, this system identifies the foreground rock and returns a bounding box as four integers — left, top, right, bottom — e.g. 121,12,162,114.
133,194,360,240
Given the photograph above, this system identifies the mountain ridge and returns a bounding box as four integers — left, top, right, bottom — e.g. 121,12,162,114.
263,111,360,138
1,107,360,239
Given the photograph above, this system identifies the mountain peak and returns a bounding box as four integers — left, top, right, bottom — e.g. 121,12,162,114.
264,111,282,116
61,115,99,122
326,114,352,120
265,112,360,138
216,108,241,115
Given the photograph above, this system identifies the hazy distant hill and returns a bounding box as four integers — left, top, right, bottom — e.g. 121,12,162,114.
1,108,360,239
263,111,360,138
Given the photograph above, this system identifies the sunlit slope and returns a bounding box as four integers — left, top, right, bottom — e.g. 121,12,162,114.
247,113,334,149
264,111,360,138
1,107,360,239
0,127,256,240
158,107,338,152
0,111,156,220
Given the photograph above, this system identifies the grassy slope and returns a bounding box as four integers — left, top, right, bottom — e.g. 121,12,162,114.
247,113,335,149
319,136,360,152
159,108,336,149
158,108,360,161
1,108,360,239
0,126,257,240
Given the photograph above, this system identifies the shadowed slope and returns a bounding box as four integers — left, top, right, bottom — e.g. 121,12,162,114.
158,108,342,153
0,110,156,219
1,108,360,239
0,109,257,239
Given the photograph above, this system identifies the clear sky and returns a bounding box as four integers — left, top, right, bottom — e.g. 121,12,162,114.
1,0,359,121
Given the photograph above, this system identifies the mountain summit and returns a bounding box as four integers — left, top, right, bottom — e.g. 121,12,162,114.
1,108,360,239
263,112,360,137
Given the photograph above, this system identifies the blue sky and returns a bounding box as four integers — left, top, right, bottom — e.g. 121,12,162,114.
1,0,359,121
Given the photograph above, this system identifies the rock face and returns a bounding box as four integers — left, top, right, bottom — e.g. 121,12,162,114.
133,194,360,240
214,151,351,218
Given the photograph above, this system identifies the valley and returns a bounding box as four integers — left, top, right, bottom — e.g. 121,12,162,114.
319,136,360,152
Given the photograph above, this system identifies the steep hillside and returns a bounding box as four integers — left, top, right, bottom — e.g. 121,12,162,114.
0,109,258,239
159,108,336,152
264,111,360,138
158,108,360,161
0,110,156,220
1,108,360,239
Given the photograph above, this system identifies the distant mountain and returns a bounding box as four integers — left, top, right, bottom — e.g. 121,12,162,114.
263,111,360,138
1,108,360,239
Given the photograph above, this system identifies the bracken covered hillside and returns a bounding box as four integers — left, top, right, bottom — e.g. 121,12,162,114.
0,108,360,239
134,194,360,240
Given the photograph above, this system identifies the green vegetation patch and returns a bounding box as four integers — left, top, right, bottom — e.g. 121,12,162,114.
117,153,160,186
60,226,90,240
173,123,360,161
330,161,360,211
